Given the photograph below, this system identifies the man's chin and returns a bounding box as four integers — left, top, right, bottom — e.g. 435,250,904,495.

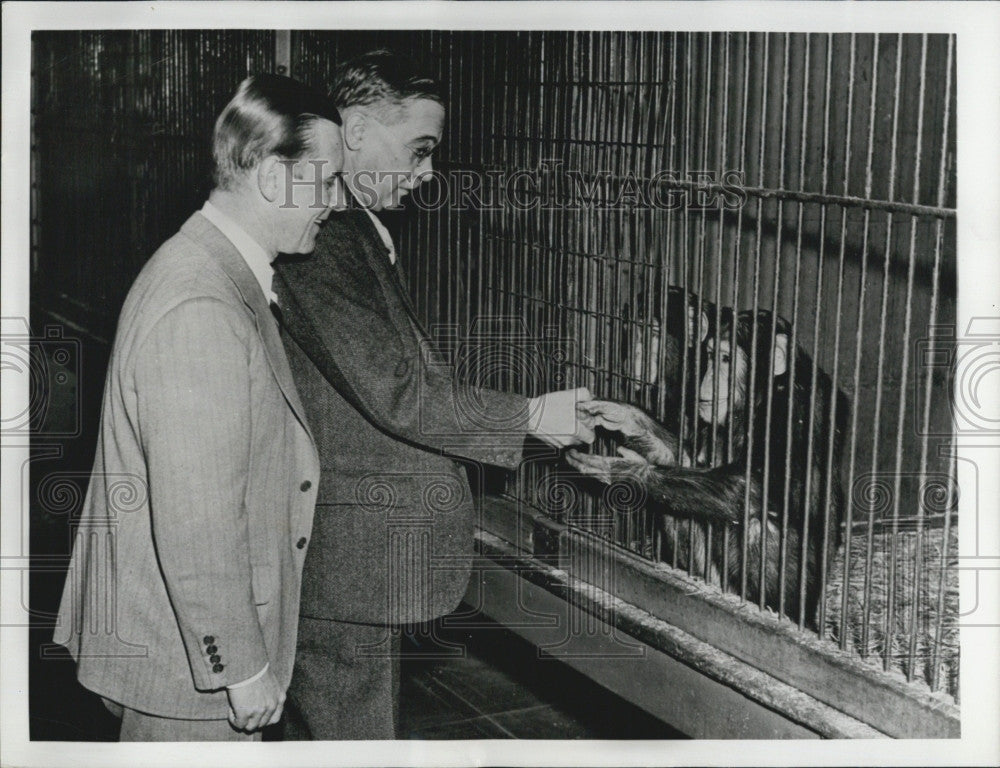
289,237,319,256
379,189,411,211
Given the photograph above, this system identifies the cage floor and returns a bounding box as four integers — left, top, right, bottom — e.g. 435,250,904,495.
396,610,685,739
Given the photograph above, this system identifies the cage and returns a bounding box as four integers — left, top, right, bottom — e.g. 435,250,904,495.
390,31,960,722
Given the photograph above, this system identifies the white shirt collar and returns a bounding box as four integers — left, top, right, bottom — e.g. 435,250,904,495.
200,201,278,304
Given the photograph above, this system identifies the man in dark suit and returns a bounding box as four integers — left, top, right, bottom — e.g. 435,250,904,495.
273,50,593,739
54,75,343,740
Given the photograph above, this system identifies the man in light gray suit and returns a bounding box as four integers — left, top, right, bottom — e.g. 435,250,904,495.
54,74,343,741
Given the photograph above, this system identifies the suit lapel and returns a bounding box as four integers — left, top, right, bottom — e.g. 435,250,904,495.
180,213,315,442
352,210,427,340
389,264,424,337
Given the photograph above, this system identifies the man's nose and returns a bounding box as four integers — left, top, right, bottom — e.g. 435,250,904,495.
408,161,434,191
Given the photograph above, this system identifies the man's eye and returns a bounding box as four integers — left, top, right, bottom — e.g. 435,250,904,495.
412,147,433,160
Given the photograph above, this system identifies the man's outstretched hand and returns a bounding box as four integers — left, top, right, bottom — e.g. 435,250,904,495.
527,387,595,448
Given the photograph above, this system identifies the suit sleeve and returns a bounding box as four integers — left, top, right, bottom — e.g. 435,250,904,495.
133,297,269,691
275,239,530,469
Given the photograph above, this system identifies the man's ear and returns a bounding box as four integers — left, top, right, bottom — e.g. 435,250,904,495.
772,332,788,377
341,110,367,152
257,155,281,203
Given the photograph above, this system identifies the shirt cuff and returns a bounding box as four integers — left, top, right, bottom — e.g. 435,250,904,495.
226,663,268,689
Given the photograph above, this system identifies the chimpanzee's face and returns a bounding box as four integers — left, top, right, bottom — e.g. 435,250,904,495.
699,336,747,425
698,322,789,426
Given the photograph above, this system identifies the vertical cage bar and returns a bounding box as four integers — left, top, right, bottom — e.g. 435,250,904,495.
757,32,786,612
654,32,679,564
715,31,733,590
481,33,497,400
741,32,770,604
682,32,697,575
922,34,955,694
848,32,883,660
888,34,928,682
729,32,750,475
786,33,813,630
697,34,715,581
863,34,902,671
839,32,869,651
770,32,795,622
815,32,842,639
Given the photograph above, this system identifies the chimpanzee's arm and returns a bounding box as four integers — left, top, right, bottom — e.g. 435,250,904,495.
643,463,761,525
623,415,687,467
566,449,759,525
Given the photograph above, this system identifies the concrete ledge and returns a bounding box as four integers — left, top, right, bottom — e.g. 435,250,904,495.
466,529,885,739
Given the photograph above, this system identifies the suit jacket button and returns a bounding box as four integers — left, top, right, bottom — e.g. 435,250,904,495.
203,636,215,645
300,480,312,492
212,663,224,673
206,644,218,655
210,654,221,663
296,537,308,549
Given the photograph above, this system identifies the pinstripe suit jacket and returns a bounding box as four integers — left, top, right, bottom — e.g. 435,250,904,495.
54,212,320,719
274,208,530,625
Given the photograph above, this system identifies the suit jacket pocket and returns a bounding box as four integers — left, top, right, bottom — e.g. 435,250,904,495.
318,468,417,507
318,468,467,514
318,469,362,504
250,563,275,606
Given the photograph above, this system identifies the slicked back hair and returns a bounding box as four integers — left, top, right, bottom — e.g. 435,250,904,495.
212,74,342,190
330,49,443,123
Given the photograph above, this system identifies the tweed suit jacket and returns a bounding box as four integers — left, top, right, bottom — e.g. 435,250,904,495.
54,212,320,719
274,208,530,625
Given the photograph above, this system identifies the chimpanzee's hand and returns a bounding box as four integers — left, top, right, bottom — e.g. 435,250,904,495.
576,400,648,436
565,447,651,486
576,400,681,466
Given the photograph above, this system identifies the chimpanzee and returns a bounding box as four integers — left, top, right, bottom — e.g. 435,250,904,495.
628,285,715,438
569,308,847,629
